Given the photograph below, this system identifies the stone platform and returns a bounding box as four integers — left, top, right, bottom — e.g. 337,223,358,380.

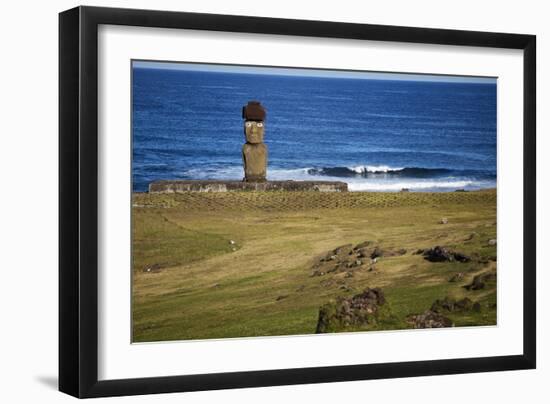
149,180,348,193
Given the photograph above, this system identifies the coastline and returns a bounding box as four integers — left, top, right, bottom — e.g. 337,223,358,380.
133,186,497,195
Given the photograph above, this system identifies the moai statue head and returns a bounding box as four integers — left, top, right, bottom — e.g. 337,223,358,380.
242,101,266,143
242,101,268,182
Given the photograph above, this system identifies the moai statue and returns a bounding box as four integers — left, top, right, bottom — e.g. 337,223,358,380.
242,101,268,182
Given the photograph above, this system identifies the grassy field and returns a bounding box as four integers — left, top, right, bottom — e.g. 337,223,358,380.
132,189,497,342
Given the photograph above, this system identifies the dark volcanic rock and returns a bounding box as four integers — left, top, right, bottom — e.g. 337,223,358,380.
333,244,353,256
311,243,407,277
370,247,386,259
311,244,365,276
407,310,453,329
423,246,471,263
316,288,388,333
356,247,371,258
465,271,497,290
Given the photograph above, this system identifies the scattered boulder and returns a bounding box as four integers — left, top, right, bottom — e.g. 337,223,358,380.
439,218,449,224
465,271,497,290
422,246,471,263
488,239,497,246
295,285,305,292
276,295,289,301
311,242,406,277
316,288,388,333
406,310,453,328
311,243,365,276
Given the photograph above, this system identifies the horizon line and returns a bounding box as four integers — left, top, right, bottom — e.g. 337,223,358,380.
132,60,497,84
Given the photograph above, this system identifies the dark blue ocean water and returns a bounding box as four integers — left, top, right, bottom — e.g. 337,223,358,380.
132,67,496,192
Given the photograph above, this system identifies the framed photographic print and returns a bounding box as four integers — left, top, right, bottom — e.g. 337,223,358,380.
59,6,536,398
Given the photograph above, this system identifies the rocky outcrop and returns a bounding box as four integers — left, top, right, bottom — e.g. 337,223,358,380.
407,295,482,329
421,246,471,263
406,310,453,328
310,242,406,277
311,243,364,277
316,288,388,333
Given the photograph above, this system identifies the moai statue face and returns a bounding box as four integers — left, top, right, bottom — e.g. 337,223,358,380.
244,121,265,144
242,101,268,182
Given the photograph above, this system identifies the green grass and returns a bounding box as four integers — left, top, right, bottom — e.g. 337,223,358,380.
132,189,497,342
132,210,236,272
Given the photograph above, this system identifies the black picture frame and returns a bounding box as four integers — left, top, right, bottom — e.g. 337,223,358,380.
59,5,536,398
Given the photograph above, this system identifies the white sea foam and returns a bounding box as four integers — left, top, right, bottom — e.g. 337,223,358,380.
178,165,493,193
347,180,474,192
348,165,404,173
268,167,313,180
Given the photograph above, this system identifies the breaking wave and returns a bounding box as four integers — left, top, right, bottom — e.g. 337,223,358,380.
307,165,455,178
176,164,495,192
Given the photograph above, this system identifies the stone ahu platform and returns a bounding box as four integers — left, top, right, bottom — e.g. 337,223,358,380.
149,180,348,193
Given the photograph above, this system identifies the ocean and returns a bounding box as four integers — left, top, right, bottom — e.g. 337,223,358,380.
132,67,496,192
